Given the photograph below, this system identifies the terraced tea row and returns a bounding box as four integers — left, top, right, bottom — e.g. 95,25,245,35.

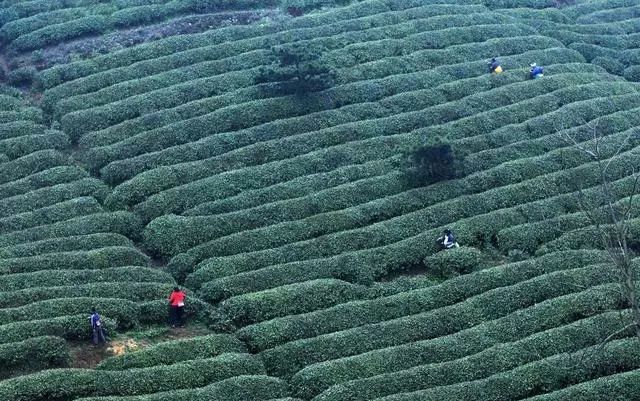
172,99,640,295
0,331,281,401
0,89,196,378
145,77,640,262
2,1,640,400
36,0,482,89
0,0,285,53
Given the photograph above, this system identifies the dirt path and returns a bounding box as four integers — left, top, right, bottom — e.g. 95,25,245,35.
69,325,215,368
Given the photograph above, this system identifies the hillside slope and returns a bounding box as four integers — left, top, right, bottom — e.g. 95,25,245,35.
1,0,640,400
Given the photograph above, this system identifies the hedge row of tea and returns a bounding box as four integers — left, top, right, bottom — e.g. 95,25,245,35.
0,327,287,400
0,88,201,379
491,1,640,81
0,0,387,54
3,0,640,399
0,0,281,53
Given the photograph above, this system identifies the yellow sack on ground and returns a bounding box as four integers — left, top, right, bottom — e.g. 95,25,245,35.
493,65,503,74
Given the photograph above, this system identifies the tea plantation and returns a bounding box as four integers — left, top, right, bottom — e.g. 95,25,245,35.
1,0,640,400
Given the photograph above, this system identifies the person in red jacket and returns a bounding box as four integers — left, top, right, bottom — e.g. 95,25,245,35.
168,287,186,328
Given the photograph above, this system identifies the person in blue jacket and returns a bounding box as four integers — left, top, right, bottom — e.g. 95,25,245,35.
89,308,107,345
437,228,459,250
488,57,502,74
530,63,544,79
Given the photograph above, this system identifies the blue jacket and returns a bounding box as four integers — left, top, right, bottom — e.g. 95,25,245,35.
90,312,102,328
531,66,544,76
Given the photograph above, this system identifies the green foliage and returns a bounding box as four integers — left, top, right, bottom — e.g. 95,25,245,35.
405,139,462,187
0,297,140,328
0,314,117,344
0,233,133,259
0,130,68,159
302,309,632,400
255,43,336,95
0,336,70,379
0,165,87,200
0,211,143,247
73,35,564,179
522,369,640,401
423,246,486,277
0,354,267,401
236,250,606,352
0,266,173,292
362,338,640,401
143,172,406,256
74,375,289,401
0,179,107,218
97,334,246,370
0,246,149,274
0,197,103,234
216,279,369,328
260,262,620,378
3,282,173,308
0,150,67,184
7,66,38,86
37,1,483,89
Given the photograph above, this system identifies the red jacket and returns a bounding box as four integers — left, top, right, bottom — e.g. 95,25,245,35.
169,290,185,306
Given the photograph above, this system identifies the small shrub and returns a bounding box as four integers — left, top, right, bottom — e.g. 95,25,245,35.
255,43,335,95
405,138,464,187
423,246,486,278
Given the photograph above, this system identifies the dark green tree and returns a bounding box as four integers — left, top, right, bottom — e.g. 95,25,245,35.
255,43,335,95
405,138,464,187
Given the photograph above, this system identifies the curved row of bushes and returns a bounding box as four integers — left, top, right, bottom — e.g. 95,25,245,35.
43,3,493,109
370,337,640,401
184,158,396,216
118,65,596,221
498,193,640,254
0,150,68,184
148,84,637,260
235,250,606,351
460,99,640,173
74,375,290,401
93,48,573,184
0,233,133,258
76,35,563,174
49,10,512,118
0,246,149,274
539,217,640,254
0,336,69,379
36,0,481,88
3,0,282,53
0,130,68,160
291,284,627,398
218,279,370,328
0,197,103,235
144,172,407,256
177,120,639,284
0,211,142,247
0,297,140,328
0,178,105,218
0,165,88,200
102,59,568,200
0,353,265,401
97,334,246,370
0,266,173,292
4,282,175,308
77,47,578,176
259,263,621,378
62,29,550,151
521,369,640,401
307,309,633,400
0,314,117,344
